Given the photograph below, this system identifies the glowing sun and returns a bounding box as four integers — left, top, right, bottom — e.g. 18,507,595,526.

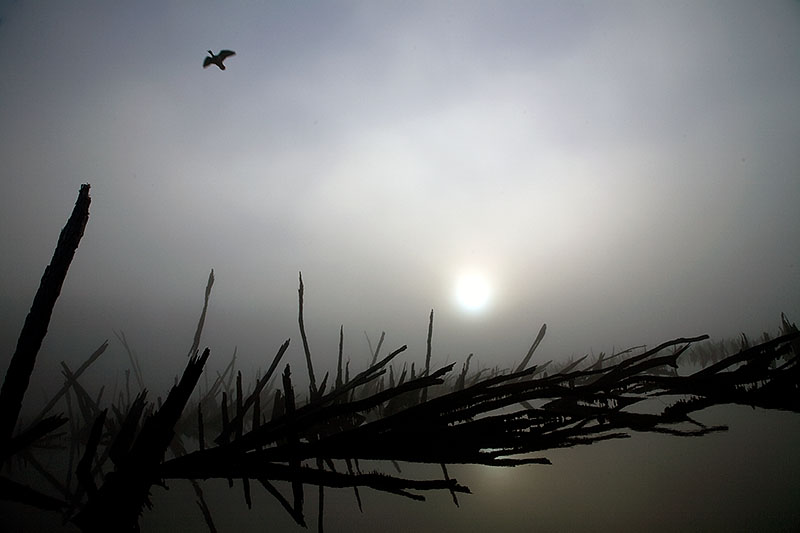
454,272,492,313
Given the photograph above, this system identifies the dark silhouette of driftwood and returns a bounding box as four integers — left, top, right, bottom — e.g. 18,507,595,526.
33,340,109,423
0,183,91,455
0,475,68,511
516,323,547,372
188,269,215,357
298,273,318,398
115,331,145,393
421,309,434,402
2,185,800,533
73,349,211,532
214,339,290,445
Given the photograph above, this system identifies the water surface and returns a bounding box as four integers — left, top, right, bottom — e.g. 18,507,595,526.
132,404,800,533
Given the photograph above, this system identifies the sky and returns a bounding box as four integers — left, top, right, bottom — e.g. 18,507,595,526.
1,1,799,397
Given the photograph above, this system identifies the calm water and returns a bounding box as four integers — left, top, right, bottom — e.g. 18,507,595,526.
4,404,799,532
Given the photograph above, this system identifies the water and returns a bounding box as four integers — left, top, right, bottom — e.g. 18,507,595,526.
141,404,800,533
3,404,798,532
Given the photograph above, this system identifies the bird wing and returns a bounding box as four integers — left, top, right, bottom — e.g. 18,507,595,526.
218,50,236,59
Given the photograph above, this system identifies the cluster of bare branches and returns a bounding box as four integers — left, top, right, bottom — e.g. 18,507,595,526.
1,185,799,533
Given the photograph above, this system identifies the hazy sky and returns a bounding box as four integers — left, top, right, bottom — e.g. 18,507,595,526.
1,1,799,394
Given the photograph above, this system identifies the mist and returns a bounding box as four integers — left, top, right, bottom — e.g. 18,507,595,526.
2,0,799,403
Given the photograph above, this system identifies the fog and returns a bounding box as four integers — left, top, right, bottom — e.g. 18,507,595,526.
2,1,799,397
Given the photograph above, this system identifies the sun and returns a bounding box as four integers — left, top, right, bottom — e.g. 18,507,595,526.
454,272,492,313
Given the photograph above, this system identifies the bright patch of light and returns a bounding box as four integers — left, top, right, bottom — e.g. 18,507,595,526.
454,272,491,313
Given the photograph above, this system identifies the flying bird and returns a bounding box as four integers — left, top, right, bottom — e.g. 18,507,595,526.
203,49,236,70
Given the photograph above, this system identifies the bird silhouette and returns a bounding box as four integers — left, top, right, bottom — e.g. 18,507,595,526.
203,49,236,70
